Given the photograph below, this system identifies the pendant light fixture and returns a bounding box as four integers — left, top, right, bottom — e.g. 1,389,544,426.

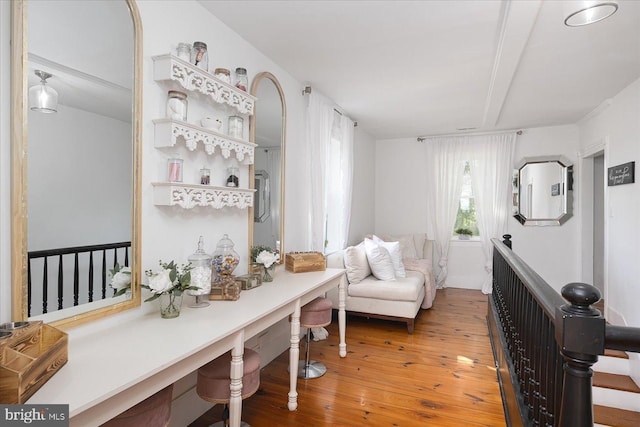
564,1,618,27
29,70,58,113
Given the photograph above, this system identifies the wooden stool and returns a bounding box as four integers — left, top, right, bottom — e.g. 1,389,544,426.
197,348,260,427
101,384,173,427
299,297,333,379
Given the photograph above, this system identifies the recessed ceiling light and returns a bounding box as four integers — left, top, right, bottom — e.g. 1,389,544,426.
564,1,618,27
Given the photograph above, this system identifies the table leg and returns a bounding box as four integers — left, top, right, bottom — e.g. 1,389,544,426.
338,278,347,357
288,299,301,411
229,332,245,427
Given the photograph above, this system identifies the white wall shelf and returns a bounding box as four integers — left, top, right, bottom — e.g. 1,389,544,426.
152,182,255,209
152,54,256,115
153,118,256,164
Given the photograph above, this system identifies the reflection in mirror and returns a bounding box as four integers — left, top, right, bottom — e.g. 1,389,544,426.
11,0,142,328
249,73,286,260
513,157,573,226
254,170,270,223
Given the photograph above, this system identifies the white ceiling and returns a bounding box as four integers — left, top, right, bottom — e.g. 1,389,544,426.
199,0,640,139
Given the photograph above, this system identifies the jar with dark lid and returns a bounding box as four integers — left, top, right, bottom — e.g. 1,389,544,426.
191,41,208,70
234,67,248,91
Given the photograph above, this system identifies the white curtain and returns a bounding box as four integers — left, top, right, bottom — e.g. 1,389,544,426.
469,133,516,294
425,137,469,288
337,114,354,250
305,92,334,252
266,148,282,249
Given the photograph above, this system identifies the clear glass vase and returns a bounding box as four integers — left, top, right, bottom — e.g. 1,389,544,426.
159,292,183,319
262,265,273,282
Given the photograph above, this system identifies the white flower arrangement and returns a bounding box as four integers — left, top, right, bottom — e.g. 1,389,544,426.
109,264,131,297
142,260,199,302
255,250,280,269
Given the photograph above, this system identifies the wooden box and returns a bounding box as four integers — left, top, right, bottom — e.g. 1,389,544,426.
0,321,68,404
285,252,326,273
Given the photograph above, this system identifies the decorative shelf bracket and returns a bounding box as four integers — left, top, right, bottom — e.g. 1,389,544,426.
153,54,256,115
154,119,255,164
152,182,255,210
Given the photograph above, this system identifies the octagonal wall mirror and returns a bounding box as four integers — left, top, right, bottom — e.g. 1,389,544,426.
249,72,286,262
513,156,573,226
11,0,142,329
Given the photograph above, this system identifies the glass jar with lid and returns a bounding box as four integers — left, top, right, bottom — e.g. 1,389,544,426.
191,41,208,70
226,166,239,188
176,42,191,61
214,68,231,84
167,154,183,182
188,236,212,308
166,90,187,121
228,116,243,139
234,67,248,91
211,234,240,277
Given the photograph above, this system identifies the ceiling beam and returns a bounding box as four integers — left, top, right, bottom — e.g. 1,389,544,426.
482,0,542,128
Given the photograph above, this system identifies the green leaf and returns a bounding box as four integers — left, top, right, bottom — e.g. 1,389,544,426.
144,293,161,302
113,288,128,297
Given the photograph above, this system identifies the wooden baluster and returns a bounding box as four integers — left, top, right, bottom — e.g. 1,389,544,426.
102,250,107,299
89,251,94,302
57,254,64,310
74,253,80,306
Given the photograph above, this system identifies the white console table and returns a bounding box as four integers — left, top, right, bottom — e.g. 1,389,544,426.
27,267,346,427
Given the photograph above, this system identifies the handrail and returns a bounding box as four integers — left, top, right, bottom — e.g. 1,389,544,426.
489,235,640,426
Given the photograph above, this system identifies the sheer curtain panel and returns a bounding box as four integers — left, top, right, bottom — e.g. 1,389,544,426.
469,133,516,293
425,137,468,288
305,92,334,252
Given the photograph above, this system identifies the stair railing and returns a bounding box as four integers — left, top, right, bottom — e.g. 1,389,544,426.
27,241,131,316
489,235,640,427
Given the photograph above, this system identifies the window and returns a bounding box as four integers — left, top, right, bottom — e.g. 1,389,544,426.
453,161,479,237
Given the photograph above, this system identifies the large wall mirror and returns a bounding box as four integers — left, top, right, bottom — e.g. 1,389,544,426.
513,156,573,226
11,0,142,329
249,72,286,260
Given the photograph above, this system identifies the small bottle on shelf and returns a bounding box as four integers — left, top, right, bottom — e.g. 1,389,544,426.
200,166,210,185
226,166,239,188
167,155,183,182
234,67,248,91
191,41,208,70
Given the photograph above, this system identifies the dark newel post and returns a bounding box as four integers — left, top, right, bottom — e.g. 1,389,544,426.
556,283,605,427
502,234,512,249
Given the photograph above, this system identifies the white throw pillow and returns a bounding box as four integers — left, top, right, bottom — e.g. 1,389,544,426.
372,235,406,278
382,234,418,259
343,242,371,284
364,238,396,281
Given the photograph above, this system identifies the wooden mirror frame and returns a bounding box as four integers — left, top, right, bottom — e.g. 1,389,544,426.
248,72,286,263
10,0,142,329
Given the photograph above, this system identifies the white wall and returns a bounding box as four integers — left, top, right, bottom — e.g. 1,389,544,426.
0,1,310,424
347,126,376,245
375,125,582,291
507,125,582,292
579,78,640,329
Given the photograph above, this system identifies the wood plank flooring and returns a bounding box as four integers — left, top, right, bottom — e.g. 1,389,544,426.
190,288,506,426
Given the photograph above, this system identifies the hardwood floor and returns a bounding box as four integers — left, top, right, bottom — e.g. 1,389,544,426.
190,288,506,426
